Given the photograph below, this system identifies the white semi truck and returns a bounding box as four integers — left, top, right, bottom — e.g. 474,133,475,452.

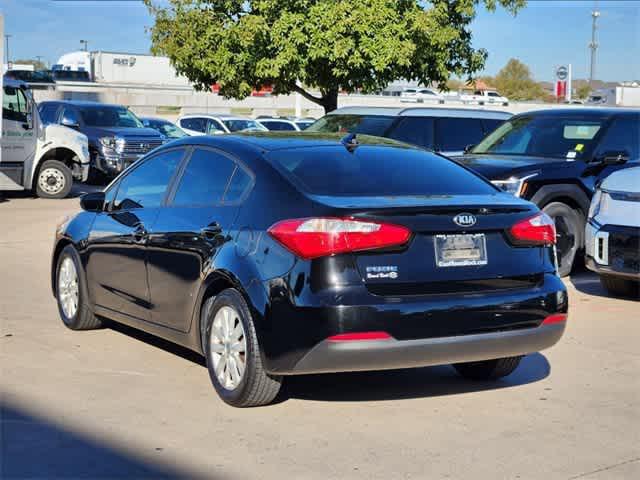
1,76,90,199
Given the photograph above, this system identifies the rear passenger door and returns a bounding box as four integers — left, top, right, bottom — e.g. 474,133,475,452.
435,117,486,156
387,117,435,150
146,147,253,331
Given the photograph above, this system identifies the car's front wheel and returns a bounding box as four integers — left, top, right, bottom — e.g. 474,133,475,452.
454,356,522,380
55,245,103,330
599,275,639,298
203,289,282,407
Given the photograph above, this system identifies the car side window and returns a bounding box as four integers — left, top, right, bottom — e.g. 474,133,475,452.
181,117,207,133
482,119,504,136
112,149,185,211
436,118,485,152
39,103,59,125
60,107,80,126
387,117,435,149
172,148,238,206
594,116,640,161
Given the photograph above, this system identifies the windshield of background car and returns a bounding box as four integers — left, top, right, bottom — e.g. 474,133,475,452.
267,145,496,197
79,106,144,128
223,119,267,132
472,115,607,159
152,121,188,138
305,114,396,136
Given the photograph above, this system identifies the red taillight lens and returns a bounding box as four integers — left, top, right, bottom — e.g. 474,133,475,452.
268,217,411,260
509,212,556,246
327,331,393,342
542,313,567,325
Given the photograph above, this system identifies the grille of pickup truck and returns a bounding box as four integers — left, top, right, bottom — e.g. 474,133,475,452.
121,138,164,155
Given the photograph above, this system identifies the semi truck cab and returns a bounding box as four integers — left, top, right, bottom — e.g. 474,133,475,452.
1,77,90,198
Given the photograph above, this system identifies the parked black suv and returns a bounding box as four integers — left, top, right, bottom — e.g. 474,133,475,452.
38,100,165,181
454,108,639,276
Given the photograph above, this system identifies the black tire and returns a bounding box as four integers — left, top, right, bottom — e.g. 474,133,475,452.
600,275,640,299
35,160,73,199
55,245,103,330
203,289,282,407
542,202,583,277
454,356,522,380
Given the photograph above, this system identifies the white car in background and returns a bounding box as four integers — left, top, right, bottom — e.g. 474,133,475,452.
585,165,640,297
400,88,445,104
177,114,267,136
256,118,301,131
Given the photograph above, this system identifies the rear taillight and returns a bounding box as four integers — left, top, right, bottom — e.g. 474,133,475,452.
268,217,411,260
508,212,556,246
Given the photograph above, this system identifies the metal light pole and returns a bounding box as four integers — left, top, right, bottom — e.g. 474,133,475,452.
4,34,11,64
80,39,88,52
589,5,600,87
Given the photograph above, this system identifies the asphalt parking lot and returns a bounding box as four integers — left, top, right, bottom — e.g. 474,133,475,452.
1,186,638,480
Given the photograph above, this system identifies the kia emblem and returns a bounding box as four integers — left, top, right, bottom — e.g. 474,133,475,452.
453,213,477,227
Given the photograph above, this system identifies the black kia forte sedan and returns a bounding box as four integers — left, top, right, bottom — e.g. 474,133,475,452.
52,133,568,407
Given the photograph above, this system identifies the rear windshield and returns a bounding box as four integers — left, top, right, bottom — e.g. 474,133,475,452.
306,114,396,136
267,145,496,196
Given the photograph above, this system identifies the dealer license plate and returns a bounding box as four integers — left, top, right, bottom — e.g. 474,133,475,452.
434,234,488,267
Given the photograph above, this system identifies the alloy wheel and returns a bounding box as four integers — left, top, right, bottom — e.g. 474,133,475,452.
209,306,247,391
58,257,79,319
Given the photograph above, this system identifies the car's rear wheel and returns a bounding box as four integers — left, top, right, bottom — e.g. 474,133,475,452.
454,356,522,380
55,245,103,330
543,202,583,277
36,160,72,199
203,289,282,407
599,275,639,298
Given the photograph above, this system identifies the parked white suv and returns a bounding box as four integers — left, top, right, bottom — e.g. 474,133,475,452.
177,114,267,136
585,165,640,297
400,88,445,104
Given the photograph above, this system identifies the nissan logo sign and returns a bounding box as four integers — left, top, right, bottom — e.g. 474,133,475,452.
453,213,477,227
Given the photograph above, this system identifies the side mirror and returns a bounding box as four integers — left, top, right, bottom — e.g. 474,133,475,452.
463,144,475,154
80,191,105,212
22,113,34,130
595,150,630,165
61,117,80,129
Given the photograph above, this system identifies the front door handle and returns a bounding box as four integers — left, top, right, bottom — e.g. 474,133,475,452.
133,223,148,244
201,223,222,240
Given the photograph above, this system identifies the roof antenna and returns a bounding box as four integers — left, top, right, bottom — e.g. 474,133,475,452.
341,132,359,152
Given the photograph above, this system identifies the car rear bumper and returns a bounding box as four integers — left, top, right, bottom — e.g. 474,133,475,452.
289,322,565,375
263,272,567,375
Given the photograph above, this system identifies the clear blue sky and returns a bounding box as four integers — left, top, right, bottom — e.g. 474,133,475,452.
1,0,638,82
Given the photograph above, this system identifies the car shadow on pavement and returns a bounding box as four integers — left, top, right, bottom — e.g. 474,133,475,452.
281,353,550,403
0,400,213,479
570,270,615,299
0,182,103,204
103,320,550,404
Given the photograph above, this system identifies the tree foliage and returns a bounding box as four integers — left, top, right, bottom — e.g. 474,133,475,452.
493,58,544,101
576,83,591,99
145,0,525,112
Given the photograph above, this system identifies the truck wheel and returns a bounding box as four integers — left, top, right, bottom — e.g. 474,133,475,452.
600,275,639,298
55,245,103,330
454,356,522,380
542,202,583,277
35,160,73,199
203,289,282,407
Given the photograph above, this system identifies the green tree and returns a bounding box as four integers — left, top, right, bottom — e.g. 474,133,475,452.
493,58,544,101
145,0,526,112
576,83,591,99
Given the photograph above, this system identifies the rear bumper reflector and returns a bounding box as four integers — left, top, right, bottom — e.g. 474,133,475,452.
542,313,568,325
327,331,393,342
